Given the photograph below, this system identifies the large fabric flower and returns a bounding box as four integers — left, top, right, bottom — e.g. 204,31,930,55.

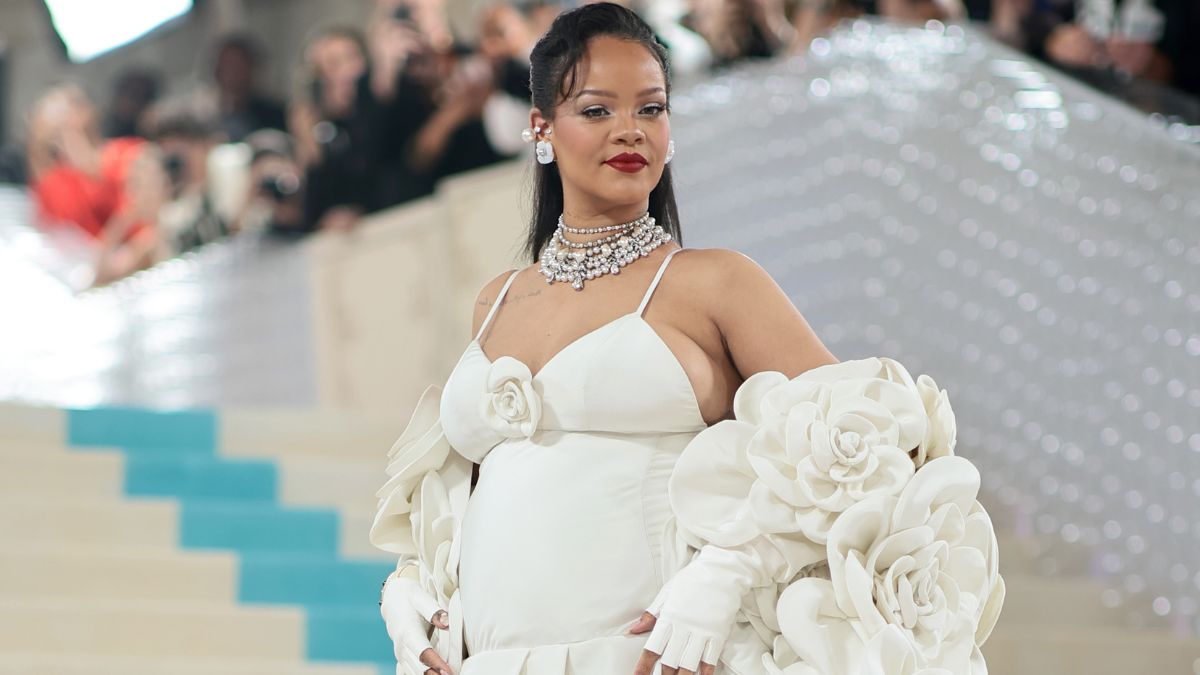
671,358,928,566
764,626,953,675
914,374,956,467
772,456,1005,675
480,356,542,438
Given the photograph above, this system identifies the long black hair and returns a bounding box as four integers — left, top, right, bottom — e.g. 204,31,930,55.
524,2,682,263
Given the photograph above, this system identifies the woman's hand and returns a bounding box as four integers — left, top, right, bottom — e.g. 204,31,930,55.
380,572,455,675
1045,24,1107,69
625,543,772,675
630,612,717,675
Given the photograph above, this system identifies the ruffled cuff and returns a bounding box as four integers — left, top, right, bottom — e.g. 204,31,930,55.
369,383,472,672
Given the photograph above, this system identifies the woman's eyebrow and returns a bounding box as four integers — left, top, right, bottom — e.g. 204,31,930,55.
574,86,666,98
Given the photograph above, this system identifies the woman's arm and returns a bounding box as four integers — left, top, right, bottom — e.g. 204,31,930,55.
690,247,839,379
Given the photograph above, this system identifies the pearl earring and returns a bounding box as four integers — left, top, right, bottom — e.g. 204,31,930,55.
524,125,555,164
664,139,675,164
535,138,555,164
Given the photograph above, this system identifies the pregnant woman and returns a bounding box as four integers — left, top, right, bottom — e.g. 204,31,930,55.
371,4,1004,675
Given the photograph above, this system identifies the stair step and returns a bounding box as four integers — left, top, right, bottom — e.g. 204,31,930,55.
67,406,217,453
306,605,394,663
125,454,277,501
997,532,1040,575
221,409,398,462
997,531,1102,578
239,553,392,607
0,449,124,497
181,501,339,553
0,545,236,603
998,574,1122,627
279,457,380,513
0,599,304,659
0,653,382,675
0,404,63,444
0,496,178,548
340,510,392,561
983,624,1200,675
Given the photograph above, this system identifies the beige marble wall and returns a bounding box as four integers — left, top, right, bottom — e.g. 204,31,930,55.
307,158,528,412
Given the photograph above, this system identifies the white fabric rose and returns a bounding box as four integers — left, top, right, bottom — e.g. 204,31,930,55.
913,374,956,467
672,359,927,564
480,356,542,438
764,626,954,675
773,456,1005,675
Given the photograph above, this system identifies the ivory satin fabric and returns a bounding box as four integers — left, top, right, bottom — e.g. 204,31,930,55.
439,249,714,673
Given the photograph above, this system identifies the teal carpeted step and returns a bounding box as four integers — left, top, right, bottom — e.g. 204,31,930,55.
125,456,277,501
306,606,394,663
67,407,216,454
181,501,339,553
63,406,396,670
239,554,392,607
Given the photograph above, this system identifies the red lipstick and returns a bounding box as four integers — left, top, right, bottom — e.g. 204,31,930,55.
604,152,648,173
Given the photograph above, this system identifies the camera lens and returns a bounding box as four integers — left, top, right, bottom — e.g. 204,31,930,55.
162,153,186,182
259,173,300,201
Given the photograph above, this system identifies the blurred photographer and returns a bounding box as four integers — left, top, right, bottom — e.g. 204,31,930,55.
231,130,308,235
145,100,231,254
1030,0,1199,99
290,26,377,231
685,0,797,69
369,0,508,196
26,84,167,286
212,33,287,142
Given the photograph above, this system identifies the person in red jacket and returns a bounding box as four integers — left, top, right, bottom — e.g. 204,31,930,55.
26,84,167,286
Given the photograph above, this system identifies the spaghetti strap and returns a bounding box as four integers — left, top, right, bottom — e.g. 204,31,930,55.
475,269,522,341
636,248,684,316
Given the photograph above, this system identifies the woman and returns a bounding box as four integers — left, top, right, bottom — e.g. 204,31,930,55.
371,4,1004,675
26,84,167,286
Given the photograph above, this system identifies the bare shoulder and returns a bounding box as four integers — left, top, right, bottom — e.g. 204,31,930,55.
674,246,838,375
670,246,781,303
470,267,523,337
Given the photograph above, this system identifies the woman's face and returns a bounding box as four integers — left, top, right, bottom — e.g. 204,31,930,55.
310,35,366,87
534,35,670,217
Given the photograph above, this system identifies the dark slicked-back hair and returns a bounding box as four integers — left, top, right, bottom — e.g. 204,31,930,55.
524,2,682,262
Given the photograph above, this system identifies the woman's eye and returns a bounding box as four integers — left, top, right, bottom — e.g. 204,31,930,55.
581,105,667,118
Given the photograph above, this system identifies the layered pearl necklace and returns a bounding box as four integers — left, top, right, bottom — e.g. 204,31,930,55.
539,212,671,290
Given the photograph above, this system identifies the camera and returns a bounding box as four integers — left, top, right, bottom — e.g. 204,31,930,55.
162,153,186,184
259,172,301,201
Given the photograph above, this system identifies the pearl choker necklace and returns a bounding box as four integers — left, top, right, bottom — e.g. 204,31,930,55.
539,212,671,290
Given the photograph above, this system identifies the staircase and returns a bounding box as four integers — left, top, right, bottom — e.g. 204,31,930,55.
0,403,398,675
2,402,1198,675
983,535,1200,673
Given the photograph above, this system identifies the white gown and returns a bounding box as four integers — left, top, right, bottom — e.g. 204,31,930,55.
369,248,1005,675
440,248,706,672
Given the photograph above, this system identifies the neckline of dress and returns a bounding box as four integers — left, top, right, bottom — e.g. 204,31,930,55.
467,311,708,426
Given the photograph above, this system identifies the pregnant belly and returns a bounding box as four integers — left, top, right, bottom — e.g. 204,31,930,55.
458,434,663,654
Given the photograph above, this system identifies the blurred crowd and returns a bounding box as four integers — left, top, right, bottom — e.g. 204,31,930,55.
14,0,1199,287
